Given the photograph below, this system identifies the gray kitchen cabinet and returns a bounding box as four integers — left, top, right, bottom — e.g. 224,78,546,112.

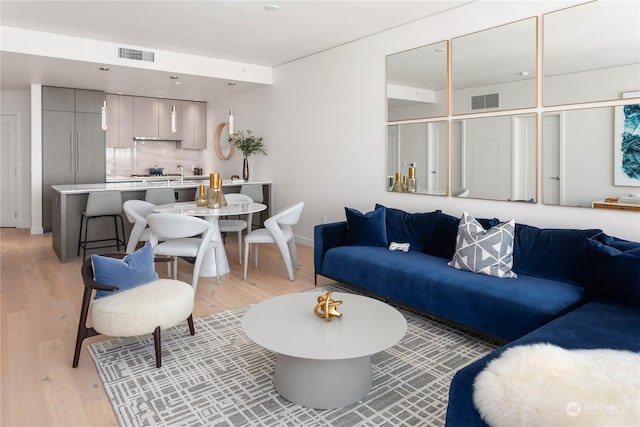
43,110,76,185
105,94,119,147
42,86,105,231
119,95,134,147
75,89,104,113
180,100,207,149
75,112,106,183
42,86,75,111
133,96,158,138
158,98,182,140
106,94,134,148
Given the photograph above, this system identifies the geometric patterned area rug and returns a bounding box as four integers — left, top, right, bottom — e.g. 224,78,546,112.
89,284,498,427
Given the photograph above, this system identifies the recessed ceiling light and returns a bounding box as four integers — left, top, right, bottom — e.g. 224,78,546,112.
518,71,530,76
264,4,280,12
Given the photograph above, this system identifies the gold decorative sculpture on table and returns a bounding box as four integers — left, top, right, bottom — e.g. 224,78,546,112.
313,290,343,321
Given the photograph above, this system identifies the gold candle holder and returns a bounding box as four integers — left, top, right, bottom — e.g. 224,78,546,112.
207,173,227,208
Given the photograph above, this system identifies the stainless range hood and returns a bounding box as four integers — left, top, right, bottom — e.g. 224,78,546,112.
133,136,183,142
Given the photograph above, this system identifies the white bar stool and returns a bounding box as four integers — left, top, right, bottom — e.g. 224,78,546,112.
77,191,126,260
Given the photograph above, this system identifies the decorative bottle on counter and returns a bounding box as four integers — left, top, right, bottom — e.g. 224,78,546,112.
402,175,409,192
195,184,208,207
391,172,404,192
408,163,417,193
207,173,228,208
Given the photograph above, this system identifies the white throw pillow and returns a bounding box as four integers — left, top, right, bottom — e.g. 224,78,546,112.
448,212,517,278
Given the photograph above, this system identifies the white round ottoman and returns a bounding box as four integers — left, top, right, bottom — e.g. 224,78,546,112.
90,279,194,367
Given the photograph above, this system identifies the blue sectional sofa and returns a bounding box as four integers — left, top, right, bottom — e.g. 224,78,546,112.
314,205,599,342
314,204,640,425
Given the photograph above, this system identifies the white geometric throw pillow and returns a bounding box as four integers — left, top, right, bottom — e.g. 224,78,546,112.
447,212,517,278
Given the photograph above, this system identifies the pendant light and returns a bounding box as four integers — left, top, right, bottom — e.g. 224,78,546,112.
171,105,177,133
170,76,179,133
228,82,236,136
100,67,109,131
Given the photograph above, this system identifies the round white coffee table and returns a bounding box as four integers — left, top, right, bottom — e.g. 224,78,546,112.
241,291,407,409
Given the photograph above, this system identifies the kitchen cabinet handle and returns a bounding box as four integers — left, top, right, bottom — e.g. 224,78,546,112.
69,133,73,172
76,132,79,171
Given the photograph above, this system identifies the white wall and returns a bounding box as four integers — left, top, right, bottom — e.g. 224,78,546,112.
235,0,640,244
0,89,31,228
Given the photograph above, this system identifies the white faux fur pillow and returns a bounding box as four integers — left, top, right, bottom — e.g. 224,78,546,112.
473,343,640,427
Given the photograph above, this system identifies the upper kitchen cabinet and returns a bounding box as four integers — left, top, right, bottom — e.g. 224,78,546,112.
42,86,75,111
106,95,134,148
158,98,182,140
133,96,159,138
180,101,207,149
74,89,104,113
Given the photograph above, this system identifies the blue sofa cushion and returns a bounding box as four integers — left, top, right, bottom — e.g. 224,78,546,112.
512,224,601,286
445,302,640,427
425,212,500,260
92,243,159,299
449,212,517,278
585,233,640,308
374,203,441,252
322,246,582,341
344,207,387,247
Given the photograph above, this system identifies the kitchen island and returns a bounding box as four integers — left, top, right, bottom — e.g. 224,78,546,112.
51,179,272,262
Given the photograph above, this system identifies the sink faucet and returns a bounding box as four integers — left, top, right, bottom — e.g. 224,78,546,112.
177,164,184,185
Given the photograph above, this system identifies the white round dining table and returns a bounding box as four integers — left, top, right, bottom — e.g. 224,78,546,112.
153,201,267,277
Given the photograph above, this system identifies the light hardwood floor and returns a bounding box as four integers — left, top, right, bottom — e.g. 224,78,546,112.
1,228,333,426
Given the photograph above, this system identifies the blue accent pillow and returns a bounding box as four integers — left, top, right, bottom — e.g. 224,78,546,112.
424,212,500,260
585,233,640,308
92,243,159,299
344,207,387,247
512,224,601,285
374,204,441,252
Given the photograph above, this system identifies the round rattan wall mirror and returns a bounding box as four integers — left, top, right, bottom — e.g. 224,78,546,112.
214,122,235,160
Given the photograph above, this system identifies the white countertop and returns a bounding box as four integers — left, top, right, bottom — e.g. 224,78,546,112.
52,179,272,194
106,175,209,183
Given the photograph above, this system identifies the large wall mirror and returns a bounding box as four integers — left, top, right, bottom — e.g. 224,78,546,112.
387,40,448,121
451,113,537,202
543,1,640,106
542,105,640,208
387,121,447,195
451,17,537,115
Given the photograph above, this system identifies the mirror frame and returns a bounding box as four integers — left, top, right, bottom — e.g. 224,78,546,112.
451,16,538,115
386,120,449,196
386,40,449,122
214,122,235,160
451,113,538,203
543,1,640,107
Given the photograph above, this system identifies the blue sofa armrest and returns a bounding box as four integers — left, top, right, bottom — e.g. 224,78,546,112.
314,222,347,277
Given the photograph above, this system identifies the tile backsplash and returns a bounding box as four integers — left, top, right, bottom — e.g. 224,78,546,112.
106,141,206,177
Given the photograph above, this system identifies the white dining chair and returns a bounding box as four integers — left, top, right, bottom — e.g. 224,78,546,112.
146,213,219,292
244,202,304,281
122,200,156,254
145,188,175,205
218,193,254,264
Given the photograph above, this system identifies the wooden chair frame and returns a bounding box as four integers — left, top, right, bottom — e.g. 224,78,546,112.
72,253,194,368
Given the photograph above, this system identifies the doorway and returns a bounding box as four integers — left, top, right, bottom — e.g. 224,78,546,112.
1,115,18,227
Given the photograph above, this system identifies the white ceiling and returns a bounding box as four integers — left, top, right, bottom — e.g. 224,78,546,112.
0,0,469,99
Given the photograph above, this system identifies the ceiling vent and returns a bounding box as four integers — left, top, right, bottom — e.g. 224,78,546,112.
471,93,500,110
118,47,155,62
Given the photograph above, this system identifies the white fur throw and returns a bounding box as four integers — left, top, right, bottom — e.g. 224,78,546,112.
473,343,640,427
